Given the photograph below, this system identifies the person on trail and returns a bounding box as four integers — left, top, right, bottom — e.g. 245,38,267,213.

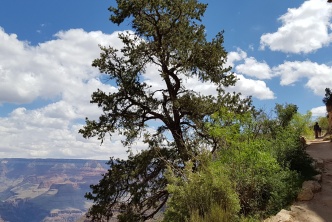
314,122,320,139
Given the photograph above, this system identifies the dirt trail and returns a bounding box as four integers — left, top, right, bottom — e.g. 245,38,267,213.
289,139,332,222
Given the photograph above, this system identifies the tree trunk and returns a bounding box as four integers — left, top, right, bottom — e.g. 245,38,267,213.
327,105,332,134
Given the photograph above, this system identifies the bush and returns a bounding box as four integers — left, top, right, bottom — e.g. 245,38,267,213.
163,105,317,221
163,154,240,222
188,203,237,222
216,142,300,218
271,127,317,181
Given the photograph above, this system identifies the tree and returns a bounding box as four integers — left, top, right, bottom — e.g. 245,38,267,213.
323,88,332,133
322,88,332,107
274,103,298,128
316,115,329,133
79,0,252,221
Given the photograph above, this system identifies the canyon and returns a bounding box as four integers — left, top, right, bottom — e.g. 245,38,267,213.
0,158,108,222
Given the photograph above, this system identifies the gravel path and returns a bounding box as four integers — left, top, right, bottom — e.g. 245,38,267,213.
290,139,332,222
266,139,332,222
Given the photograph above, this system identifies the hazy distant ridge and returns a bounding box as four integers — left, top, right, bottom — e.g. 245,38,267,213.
0,158,108,222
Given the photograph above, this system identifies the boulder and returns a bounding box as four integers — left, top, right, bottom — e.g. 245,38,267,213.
297,187,314,201
302,180,322,193
313,158,324,171
312,174,322,182
299,136,306,149
297,180,322,201
264,209,293,222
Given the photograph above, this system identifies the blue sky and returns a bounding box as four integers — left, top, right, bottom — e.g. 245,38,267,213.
0,0,332,159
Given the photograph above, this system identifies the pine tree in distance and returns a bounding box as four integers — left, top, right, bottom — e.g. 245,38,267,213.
79,0,253,221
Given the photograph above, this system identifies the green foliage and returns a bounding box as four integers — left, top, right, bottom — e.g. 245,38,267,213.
270,127,317,181
163,154,240,222
274,103,298,128
187,203,239,222
206,106,254,150
216,143,299,218
289,112,312,135
323,88,332,107
163,104,313,221
203,104,315,219
316,115,329,132
289,112,313,139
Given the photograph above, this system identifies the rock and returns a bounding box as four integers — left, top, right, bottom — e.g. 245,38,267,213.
297,180,322,201
299,136,307,149
264,209,293,222
312,174,322,182
297,187,314,201
312,158,324,171
302,180,321,193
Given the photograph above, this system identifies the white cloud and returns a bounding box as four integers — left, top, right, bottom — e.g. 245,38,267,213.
0,108,132,159
0,28,132,159
235,57,273,79
228,74,275,100
226,48,247,68
311,106,327,117
272,60,332,95
223,49,275,100
0,28,121,104
260,0,332,54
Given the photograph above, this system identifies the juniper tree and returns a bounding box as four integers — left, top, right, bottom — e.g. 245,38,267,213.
79,0,252,221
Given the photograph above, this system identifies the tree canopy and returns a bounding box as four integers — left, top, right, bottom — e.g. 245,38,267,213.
323,88,332,108
79,0,252,221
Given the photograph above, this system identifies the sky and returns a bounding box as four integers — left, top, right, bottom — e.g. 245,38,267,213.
1,0,332,160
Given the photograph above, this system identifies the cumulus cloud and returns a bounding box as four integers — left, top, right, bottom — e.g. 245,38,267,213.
260,0,332,54
226,48,247,68
223,49,276,99
228,74,275,100
0,28,132,159
0,106,133,159
311,106,327,117
272,60,332,95
0,28,124,104
235,57,273,80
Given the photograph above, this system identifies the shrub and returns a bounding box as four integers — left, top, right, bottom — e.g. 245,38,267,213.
216,142,300,218
271,127,317,181
163,154,240,222
188,203,236,222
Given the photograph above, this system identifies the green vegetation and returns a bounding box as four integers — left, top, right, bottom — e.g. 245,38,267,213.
323,88,332,107
163,154,240,222
315,116,328,133
163,104,316,221
80,0,317,221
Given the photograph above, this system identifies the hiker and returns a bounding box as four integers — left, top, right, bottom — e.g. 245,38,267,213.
318,127,322,137
314,122,320,139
